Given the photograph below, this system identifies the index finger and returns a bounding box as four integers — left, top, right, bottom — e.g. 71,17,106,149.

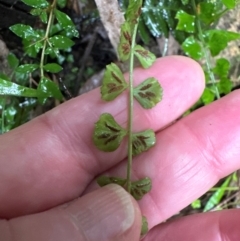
0,56,204,218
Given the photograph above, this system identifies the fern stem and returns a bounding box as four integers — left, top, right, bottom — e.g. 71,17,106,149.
126,23,138,193
191,0,220,99
40,0,57,78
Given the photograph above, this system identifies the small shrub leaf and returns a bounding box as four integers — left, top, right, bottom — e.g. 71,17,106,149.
64,26,79,38
7,53,19,69
43,63,63,73
37,77,63,104
133,77,162,109
9,24,40,40
30,9,48,23
131,177,152,200
0,78,38,97
49,35,74,49
101,63,128,101
55,10,74,27
40,11,48,24
132,129,156,156
16,64,39,74
142,0,170,38
134,45,156,68
93,113,127,152
21,0,49,8
57,0,67,8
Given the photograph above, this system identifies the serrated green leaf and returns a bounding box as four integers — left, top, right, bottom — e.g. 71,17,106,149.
118,22,132,61
132,129,156,156
222,0,235,9
22,0,49,8
176,10,195,33
37,77,63,104
182,36,202,60
9,24,40,40
97,176,126,187
218,78,232,95
49,35,74,49
93,113,127,152
141,216,148,237
101,63,128,101
198,2,220,25
0,78,38,97
206,30,240,56
204,176,231,212
213,58,230,79
43,63,63,73
7,53,19,69
133,78,162,109
134,45,156,69
16,64,39,74
201,88,215,105
131,177,152,200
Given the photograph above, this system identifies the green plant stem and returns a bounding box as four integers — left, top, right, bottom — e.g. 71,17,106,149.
191,0,220,100
40,0,57,78
126,23,138,193
210,187,239,191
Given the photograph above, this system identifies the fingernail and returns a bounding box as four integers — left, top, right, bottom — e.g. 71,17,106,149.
69,184,135,241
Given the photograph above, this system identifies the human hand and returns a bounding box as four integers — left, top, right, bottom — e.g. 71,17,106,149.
1,56,240,241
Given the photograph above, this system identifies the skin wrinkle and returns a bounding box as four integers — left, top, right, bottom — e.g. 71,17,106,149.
0,219,11,241
218,217,228,241
180,120,221,182
42,105,98,187
57,207,85,238
7,220,16,241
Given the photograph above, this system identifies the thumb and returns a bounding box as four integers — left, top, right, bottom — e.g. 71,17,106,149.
1,184,142,241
